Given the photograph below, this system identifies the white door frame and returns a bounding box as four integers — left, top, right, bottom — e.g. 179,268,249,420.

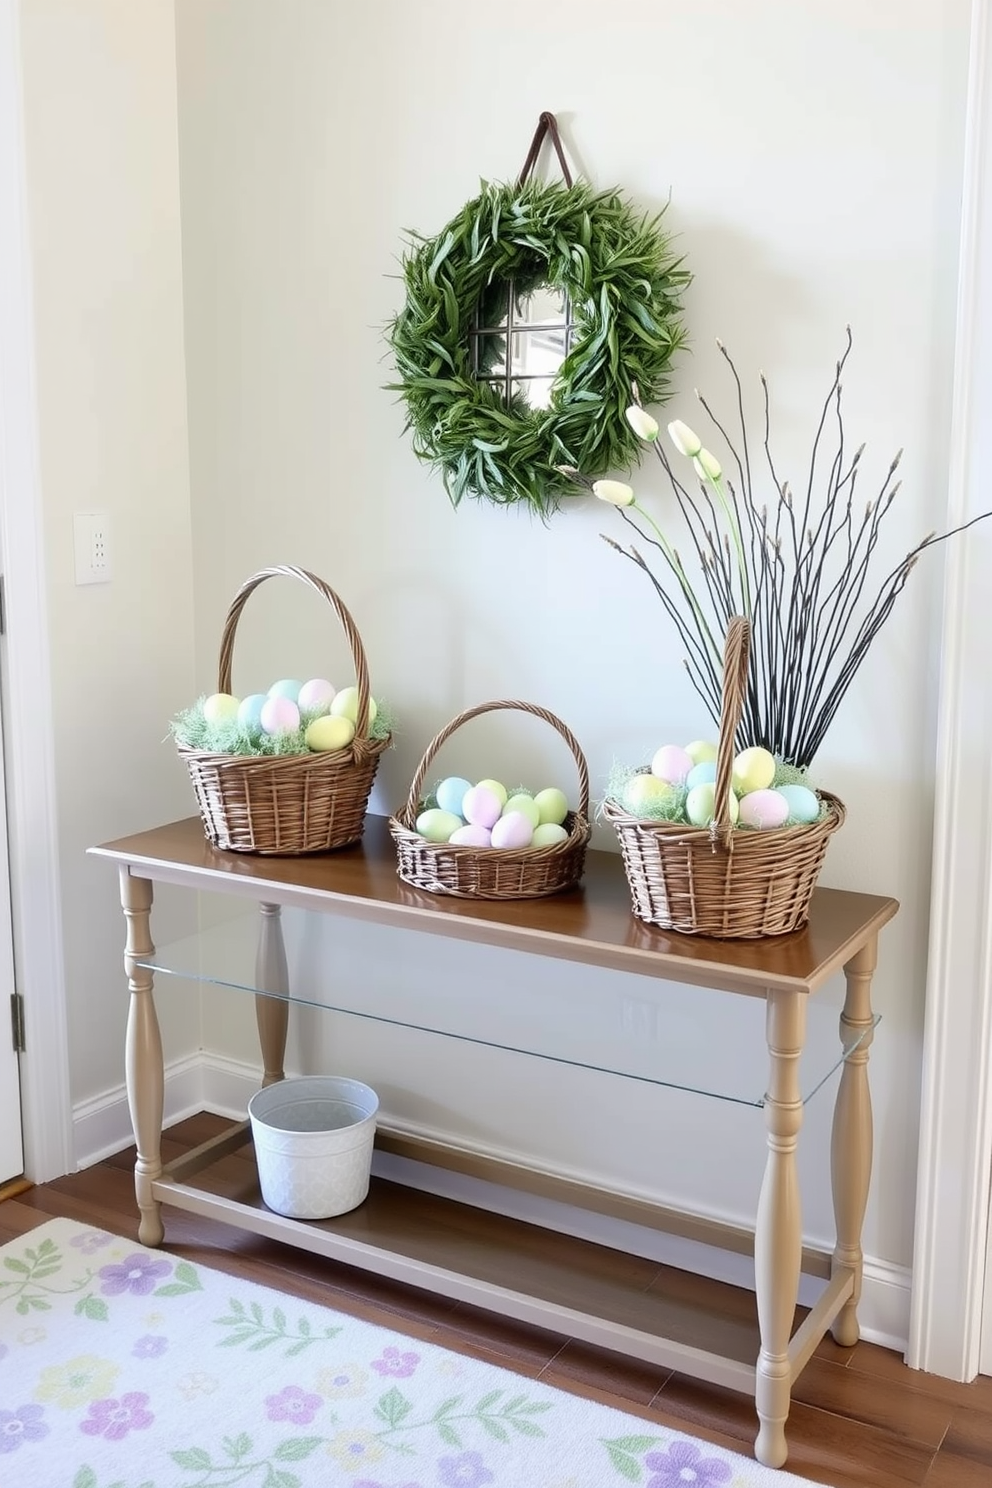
0,0,72,1183
908,0,992,1381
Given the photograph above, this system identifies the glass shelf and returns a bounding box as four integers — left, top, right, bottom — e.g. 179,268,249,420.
136,908,879,1110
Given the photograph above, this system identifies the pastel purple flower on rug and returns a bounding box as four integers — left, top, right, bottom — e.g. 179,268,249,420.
265,1384,322,1425
644,1438,732,1487
370,1344,420,1378
71,1228,114,1254
0,1404,50,1453
437,1451,495,1488
98,1253,171,1296
79,1392,154,1441
132,1335,168,1359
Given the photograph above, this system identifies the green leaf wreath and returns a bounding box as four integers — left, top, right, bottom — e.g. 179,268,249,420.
386,178,690,518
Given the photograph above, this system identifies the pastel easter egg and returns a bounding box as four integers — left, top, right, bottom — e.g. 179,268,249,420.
532,822,569,848
503,793,540,829
685,739,719,765
435,776,472,818
259,695,300,735
738,788,790,830
415,808,462,843
203,692,241,725
686,760,717,791
236,693,267,731
622,774,676,817
297,677,336,713
685,783,740,828
490,811,534,849
534,787,568,826
732,746,776,795
449,824,493,848
267,678,304,703
305,715,355,752
777,783,821,824
330,686,378,729
651,744,694,784
475,778,508,807
462,784,502,829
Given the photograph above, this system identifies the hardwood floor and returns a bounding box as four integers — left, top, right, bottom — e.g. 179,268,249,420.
3,1112,991,1488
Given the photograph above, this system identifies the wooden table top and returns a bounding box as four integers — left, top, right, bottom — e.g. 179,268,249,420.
90,814,898,999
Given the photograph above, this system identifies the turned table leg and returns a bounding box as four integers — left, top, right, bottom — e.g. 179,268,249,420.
255,903,289,1086
754,986,806,1468
120,867,164,1247
830,934,877,1347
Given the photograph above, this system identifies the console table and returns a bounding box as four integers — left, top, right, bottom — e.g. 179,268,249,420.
90,813,897,1469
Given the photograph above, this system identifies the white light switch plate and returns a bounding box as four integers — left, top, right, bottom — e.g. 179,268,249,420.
73,511,112,585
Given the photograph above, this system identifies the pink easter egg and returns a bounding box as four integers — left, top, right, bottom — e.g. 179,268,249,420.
738,788,790,829
462,784,502,829
298,677,336,713
651,744,694,784
490,811,534,850
260,695,301,735
449,824,493,848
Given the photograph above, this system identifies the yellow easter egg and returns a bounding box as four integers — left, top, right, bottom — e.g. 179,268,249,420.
203,692,241,725
329,687,378,729
685,739,718,766
475,778,508,807
685,783,741,828
622,774,676,817
305,715,356,752
732,746,776,795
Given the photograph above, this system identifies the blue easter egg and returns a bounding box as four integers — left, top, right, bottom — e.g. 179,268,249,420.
237,693,267,732
267,678,304,703
777,783,821,824
435,776,472,818
686,760,717,791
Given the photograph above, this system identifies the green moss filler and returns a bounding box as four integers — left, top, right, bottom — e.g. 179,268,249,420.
386,178,689,517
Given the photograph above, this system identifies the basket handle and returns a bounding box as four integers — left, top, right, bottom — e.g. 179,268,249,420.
710,616,751,852
217,565,378,756
403,700,590,821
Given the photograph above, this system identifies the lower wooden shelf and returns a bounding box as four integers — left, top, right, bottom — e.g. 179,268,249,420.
155,1120,852,1398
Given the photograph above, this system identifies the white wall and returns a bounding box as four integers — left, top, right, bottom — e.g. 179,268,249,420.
171,0,972,1305
17,0,199,1117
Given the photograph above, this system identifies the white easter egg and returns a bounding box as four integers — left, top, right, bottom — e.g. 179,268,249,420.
305,715,355,752
267,678,304,703
462,785,502,829
534,787,569,825
732,746,776,795
415,808,462,843
259,695,300,735
503,793,540,829
738,788,790,830
329,686,378,729
297,677,336,713
651,744,694,784
435,776,472,818
203,692,240,725
491,811,534,849
449,824,493,848
777,783,821,824
531,822,569,848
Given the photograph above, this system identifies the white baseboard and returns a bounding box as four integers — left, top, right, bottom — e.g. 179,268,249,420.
72,1052,911,1355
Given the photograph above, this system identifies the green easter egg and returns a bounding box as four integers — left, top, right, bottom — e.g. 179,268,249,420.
532,822,569,848
330,687,378,729
503,793,540,828
685,739,718,765
534,787,569,826
686,782,740,828
475,778,508,806
415,808,462,843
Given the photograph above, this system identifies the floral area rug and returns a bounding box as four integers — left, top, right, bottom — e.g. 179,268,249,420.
0,1217,824,1488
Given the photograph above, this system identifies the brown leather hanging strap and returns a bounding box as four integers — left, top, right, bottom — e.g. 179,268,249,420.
517,111,574,188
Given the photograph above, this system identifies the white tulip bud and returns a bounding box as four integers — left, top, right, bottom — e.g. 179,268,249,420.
693,448,723,481
592,479,636,508
667,420,702,457
625,406,660,442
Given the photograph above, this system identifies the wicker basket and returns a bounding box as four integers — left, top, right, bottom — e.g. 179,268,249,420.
389,699,591,899
603,616,845,938
177,565,389,855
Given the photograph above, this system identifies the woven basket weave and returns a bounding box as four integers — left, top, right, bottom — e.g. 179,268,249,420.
178,565,389,855
603,617,845,938
389,699,591,899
